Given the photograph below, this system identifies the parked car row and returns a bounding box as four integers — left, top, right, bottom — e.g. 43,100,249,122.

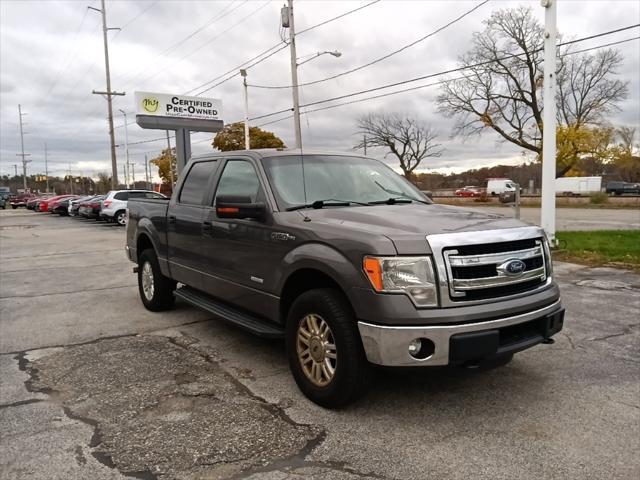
24,190,166,225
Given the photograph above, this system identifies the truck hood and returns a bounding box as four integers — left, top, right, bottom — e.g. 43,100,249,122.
303,203,532,254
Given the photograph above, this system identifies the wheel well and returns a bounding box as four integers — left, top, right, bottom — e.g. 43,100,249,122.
136,234,154,261
280,268,345,322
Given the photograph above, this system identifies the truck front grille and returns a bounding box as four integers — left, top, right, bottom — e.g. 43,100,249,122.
443,238,547,302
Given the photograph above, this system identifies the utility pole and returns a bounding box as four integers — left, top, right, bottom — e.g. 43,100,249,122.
13,165,18,177
540,0,557,246
90,0,124,189
284,0,302,149
16,104,31,191
131,163,135,187
166,131,174,187
240,69,250,149
44,142,50,192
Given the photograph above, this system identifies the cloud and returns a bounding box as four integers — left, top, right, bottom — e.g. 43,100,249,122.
1,0,638,180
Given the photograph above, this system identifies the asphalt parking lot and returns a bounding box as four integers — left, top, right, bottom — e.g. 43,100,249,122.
1,208,639,480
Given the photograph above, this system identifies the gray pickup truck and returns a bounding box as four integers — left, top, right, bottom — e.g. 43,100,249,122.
126,150,564,407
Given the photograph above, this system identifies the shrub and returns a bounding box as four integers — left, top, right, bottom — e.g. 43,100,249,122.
589,192,609,204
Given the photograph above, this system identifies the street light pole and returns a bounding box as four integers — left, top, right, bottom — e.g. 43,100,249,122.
540,0,557,246
286,0,302,149
119,110,130,189
16,104,31,191
44,141,49,192
240,69,250,150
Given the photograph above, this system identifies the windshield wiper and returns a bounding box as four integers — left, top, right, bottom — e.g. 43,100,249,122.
372,180,430,204
368,197,414,205
285,199,368,211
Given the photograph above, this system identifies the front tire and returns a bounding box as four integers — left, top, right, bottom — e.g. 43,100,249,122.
286,288,370,408
138,249,176,311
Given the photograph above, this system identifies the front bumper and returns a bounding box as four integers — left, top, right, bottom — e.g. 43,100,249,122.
358,300,564,367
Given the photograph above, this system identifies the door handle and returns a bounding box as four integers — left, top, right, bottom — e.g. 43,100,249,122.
202,220,212,232
168,215,176,224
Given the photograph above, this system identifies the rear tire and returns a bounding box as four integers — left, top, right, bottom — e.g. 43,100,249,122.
115,210,127,226
286,288,370,408
138,249,176,311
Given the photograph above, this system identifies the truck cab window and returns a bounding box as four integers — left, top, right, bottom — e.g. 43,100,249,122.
215,160,261,203
179,161,214,205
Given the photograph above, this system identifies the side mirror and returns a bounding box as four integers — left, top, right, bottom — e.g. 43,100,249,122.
216,195,266,221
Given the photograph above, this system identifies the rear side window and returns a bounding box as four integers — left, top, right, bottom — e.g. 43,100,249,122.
114,192,129,200
144,192,165,199
180,161,215,205
128,192,145,199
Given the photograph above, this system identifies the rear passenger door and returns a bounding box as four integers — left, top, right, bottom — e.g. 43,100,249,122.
166,160,219,289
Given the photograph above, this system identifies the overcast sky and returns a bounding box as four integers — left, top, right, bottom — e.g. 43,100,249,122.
1,0,638,181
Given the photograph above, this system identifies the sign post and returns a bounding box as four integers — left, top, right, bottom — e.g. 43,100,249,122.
134,91,223,175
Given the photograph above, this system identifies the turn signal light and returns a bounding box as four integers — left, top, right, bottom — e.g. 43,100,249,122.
217,207,240,214
363,257,384,291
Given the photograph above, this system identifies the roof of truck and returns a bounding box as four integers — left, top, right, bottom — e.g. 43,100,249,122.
190,149,368,162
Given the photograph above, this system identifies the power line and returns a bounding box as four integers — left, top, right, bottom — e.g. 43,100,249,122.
46,5,97,95
248,0,491,90
118,1,256,88
136,1,272,88
183,41,286,95
195,44,290,96
296,0,382,35
248,25,640,123
186,0,383,96
111,1,159,42
115,0,245,86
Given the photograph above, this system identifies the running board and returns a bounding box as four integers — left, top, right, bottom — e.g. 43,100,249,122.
175,286,284,339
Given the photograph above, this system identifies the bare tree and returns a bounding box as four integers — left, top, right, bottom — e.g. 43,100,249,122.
437,6,628,177
355,113,443,179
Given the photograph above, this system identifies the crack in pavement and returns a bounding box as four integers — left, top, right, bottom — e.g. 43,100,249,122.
1,262,122,274
0,284,136,300
1,317,217,355
0,398,45,410
17,333,326,479
587,324,639,342
0,248,124,260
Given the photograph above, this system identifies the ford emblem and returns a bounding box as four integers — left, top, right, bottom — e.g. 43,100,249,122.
500,259,527,276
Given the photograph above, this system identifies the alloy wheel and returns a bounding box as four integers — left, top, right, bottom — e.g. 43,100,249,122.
296,314,337,387
141,261,155,301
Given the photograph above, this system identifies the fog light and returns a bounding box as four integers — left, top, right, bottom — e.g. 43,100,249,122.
408,338,422,356
408,337,435,360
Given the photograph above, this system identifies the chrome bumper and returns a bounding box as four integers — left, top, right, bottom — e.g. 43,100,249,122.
357,300,563,367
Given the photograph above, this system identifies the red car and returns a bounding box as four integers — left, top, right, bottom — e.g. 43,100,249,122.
454,186,483,197
48,195,79,214
9,193,37,209
38,195,74,212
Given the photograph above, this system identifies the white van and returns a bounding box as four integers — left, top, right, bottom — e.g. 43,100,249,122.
487,178,517,196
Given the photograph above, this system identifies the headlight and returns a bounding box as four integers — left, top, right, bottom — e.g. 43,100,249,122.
363,256,438,307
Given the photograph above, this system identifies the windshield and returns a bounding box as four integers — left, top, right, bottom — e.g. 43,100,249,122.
261,155,430,210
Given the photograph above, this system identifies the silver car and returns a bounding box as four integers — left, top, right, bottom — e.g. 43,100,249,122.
101,190,166,226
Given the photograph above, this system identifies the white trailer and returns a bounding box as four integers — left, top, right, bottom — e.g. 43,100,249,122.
554,176,602,194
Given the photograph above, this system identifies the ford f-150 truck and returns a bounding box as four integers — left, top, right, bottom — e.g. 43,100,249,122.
126,150,564,407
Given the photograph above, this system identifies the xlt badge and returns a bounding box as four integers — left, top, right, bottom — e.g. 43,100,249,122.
271,232,296,241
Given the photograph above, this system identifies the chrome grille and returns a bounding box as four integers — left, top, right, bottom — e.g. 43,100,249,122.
443,239,547,301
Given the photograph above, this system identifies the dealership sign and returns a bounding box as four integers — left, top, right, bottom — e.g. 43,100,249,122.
135,91,224,132
135,91,222,121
